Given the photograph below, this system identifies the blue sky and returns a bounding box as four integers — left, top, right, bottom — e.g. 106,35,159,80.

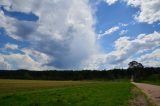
0,0,160,70
95,1,160,51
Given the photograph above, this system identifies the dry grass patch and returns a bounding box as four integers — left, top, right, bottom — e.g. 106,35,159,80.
0,79,92,94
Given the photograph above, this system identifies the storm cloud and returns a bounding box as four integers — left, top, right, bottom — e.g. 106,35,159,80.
0,0,97,69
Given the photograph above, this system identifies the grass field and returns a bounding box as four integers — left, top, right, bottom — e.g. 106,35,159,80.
0,79,92,94
0,79,133,106
139,80,160,86
139,74,160,85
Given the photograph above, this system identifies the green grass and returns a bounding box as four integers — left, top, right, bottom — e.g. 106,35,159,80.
139,80,160,86
0,80,133,106
139,74,160,85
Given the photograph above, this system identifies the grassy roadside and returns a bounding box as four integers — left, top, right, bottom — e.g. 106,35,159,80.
129,85,156,106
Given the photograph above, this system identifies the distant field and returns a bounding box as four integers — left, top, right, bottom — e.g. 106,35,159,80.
0,79,92,93
0,79,133,106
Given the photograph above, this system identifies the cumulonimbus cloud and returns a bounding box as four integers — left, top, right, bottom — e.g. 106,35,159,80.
0,0,97,69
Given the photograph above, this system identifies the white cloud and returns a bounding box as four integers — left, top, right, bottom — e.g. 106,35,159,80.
138,49,160,67
126,0,160,24
22,48,51,65
119,23,128,27
115,31,160,65
140,49,160,61
0,57,10,70
104,0,118,5
0,0,10,6
119,30,128,35
0,0,97,69
98,26,119,39
97,0,160,24
0,48,52,70
4,43,18,50
0,62,10,70
2,54,43,70
85,31,160,69
103,0,160,24
114,31,160,58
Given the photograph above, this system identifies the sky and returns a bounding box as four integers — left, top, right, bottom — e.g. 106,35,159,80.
0,0,160,70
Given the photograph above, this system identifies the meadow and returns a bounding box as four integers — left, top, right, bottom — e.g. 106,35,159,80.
139,74,160,85
0,79,133,106
140,80,160,86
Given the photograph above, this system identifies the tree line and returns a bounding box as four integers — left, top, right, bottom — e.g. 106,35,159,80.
0,67,159,81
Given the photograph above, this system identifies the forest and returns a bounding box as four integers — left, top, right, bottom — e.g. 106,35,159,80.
0,67,160,81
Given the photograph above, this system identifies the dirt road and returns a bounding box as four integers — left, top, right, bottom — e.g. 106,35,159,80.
132,82,160,106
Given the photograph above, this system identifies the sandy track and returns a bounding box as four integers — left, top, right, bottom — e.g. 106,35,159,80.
132,82,160,106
